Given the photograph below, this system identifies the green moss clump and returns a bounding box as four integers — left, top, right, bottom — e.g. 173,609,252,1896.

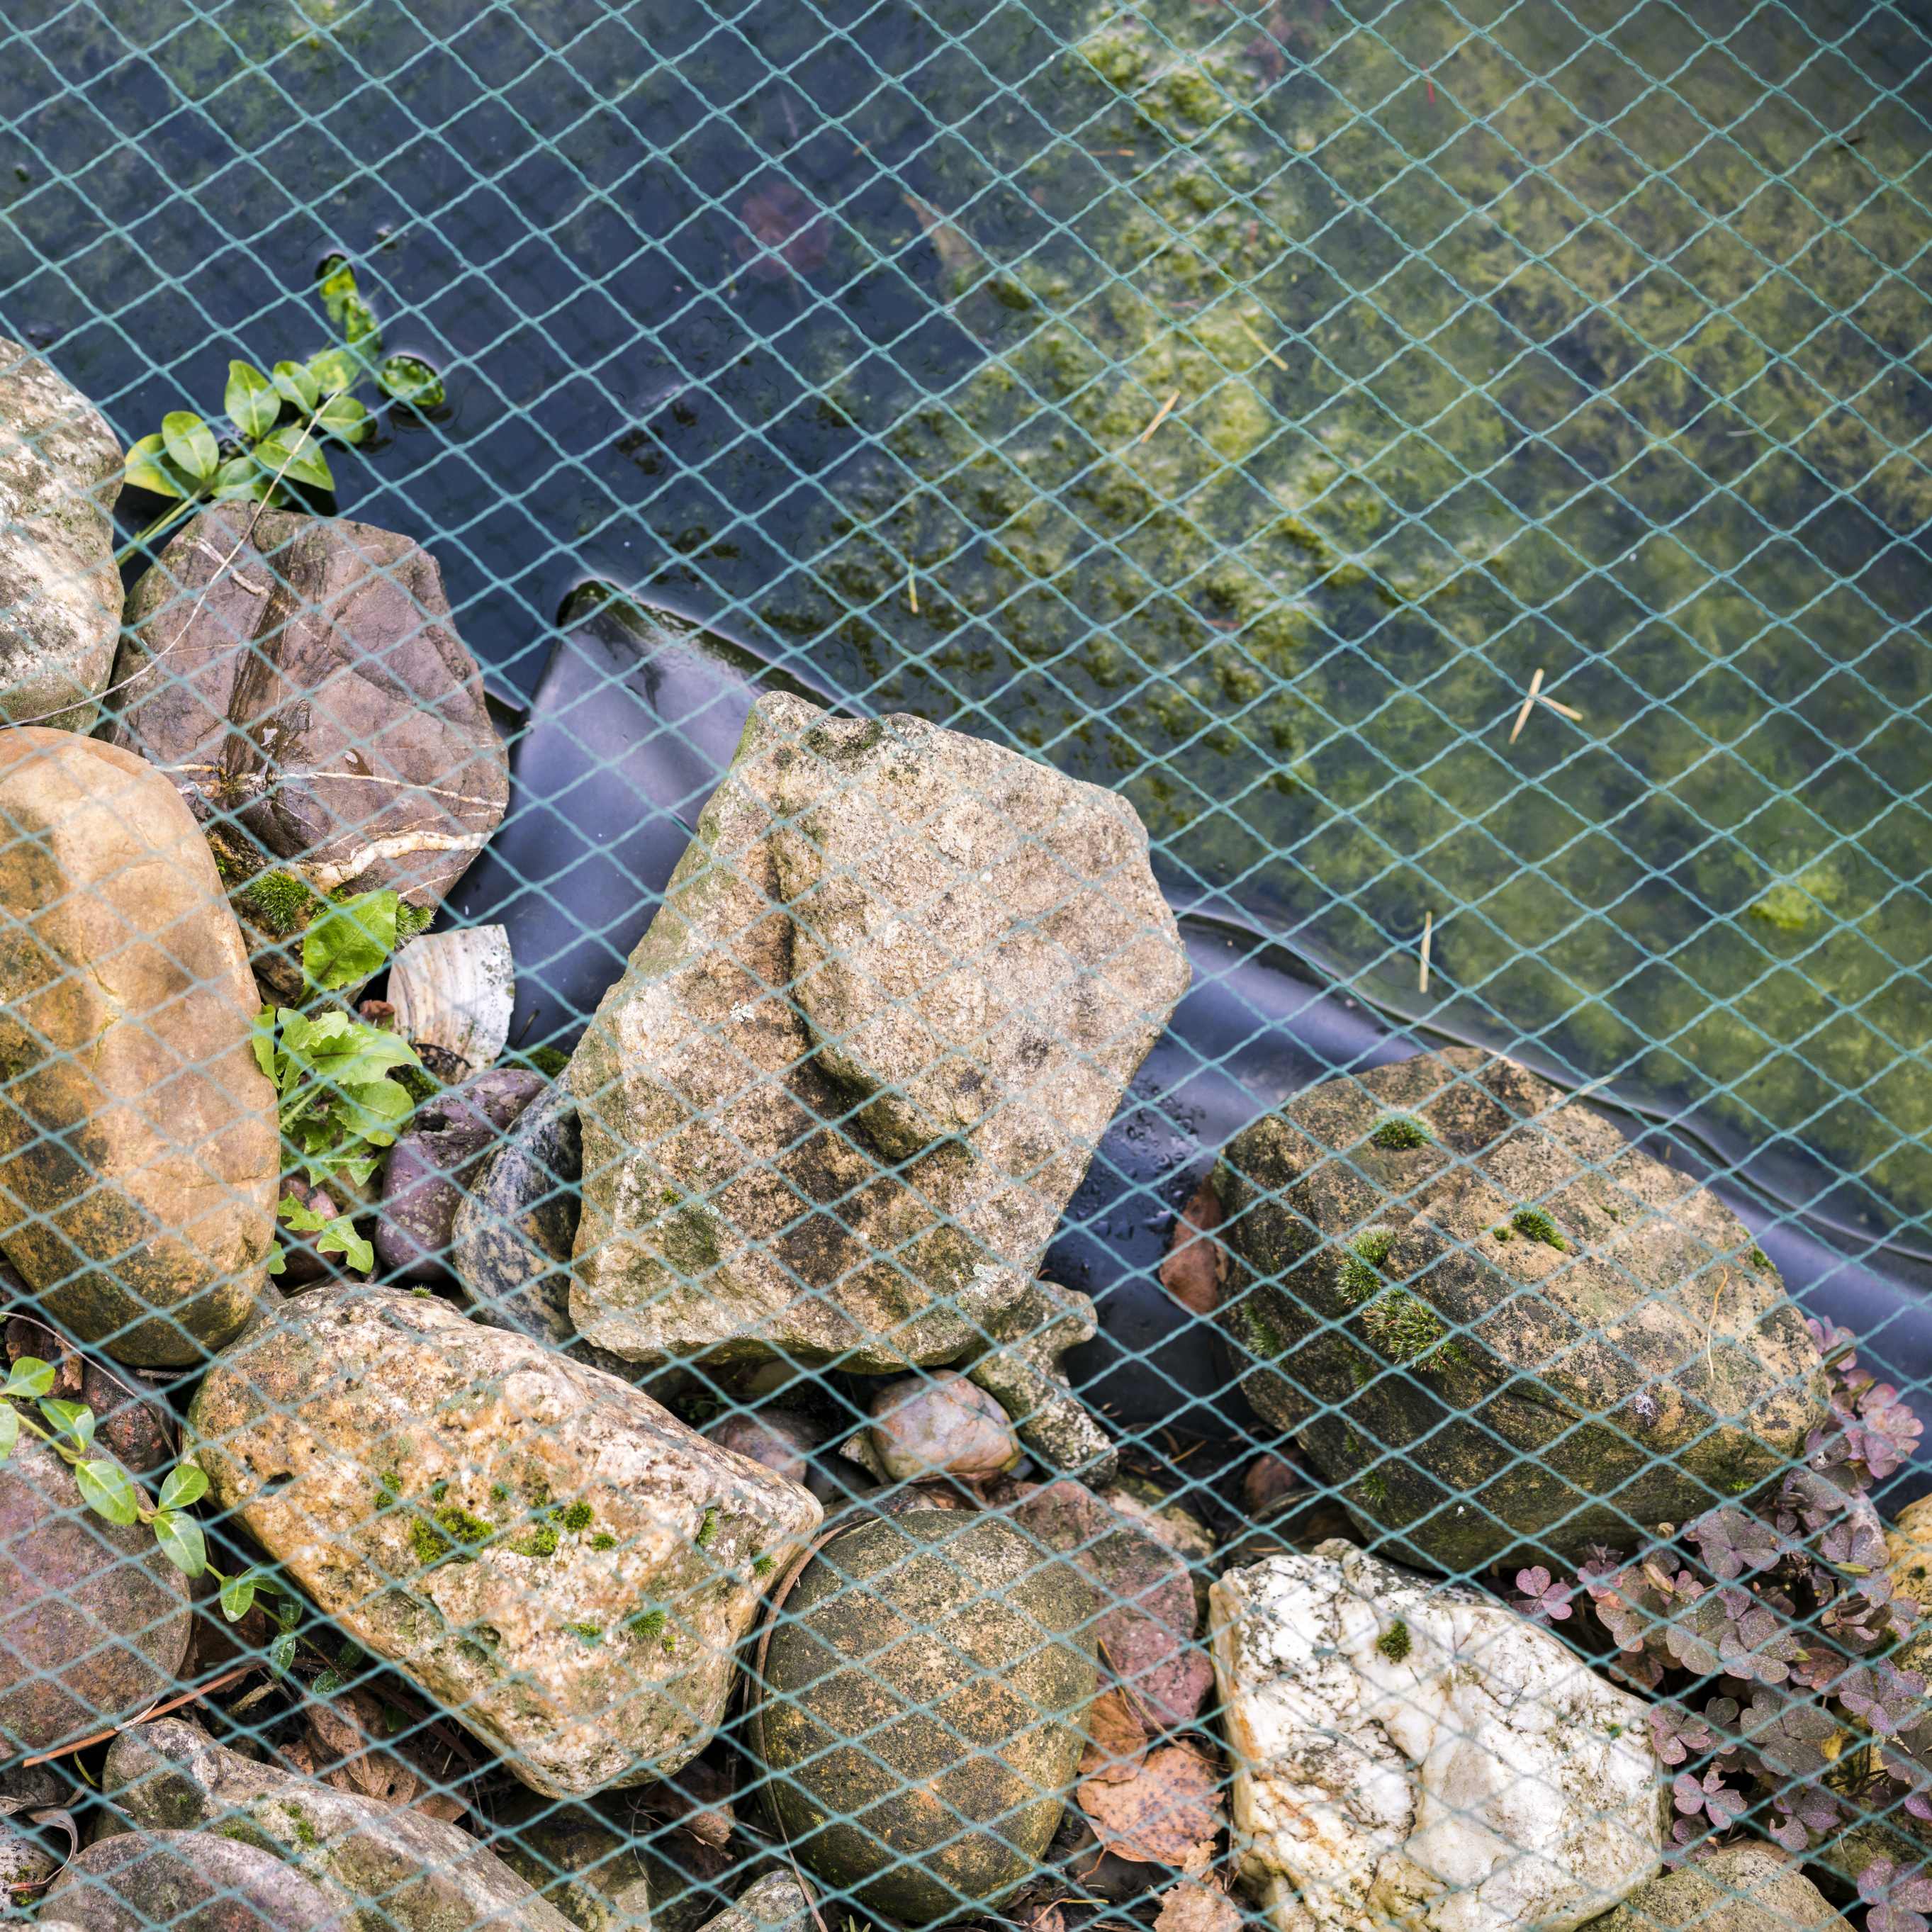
695,1507,720,1550
1490,1225,1514,1242
566,1622,602,1644
1369,1115,1432,1151
1337,1253,1381,1305
1359,1470,1391,1509
628,1607,667,1643
590,1532,618,1551
237,869,321,937
513,1525,561,1559
1749,1247,1771,1271
395,900,434,940
1362,1290,1447,1363
1376,1619,1412,1663
1510,1208,1568,1251
559,1501,595,1532
753,1554,775,1577
1352,1227,1396,1267
412,1503,496,1567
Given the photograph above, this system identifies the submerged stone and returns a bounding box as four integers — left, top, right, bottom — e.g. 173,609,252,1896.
1215,1048,1828,1570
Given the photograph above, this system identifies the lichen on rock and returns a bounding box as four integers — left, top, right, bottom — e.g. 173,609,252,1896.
187,1286,821,1796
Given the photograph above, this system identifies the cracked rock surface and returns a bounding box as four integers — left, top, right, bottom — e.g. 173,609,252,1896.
571,694,1189,1372
188,1286,821,1797
0,729,279,1363
1215,1048,1826,1569
1211,1540,1665,1932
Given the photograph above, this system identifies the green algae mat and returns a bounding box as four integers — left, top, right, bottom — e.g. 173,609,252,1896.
7,0,1929,1233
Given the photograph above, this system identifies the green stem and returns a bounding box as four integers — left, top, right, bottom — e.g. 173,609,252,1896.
114,493,203,566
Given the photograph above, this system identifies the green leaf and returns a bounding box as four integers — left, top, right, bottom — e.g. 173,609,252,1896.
159,1463,208,1511
315,393,372,444
271,360,320,412
254,425,333,493
252,1007,280,1082
2,1355,56,1400
74,1457,138,1526
210,453,272,501
378,354,444,410
39,1398,94,1449
220,1571,259,1620
0,1405,18,1461
268,1629,298,1676
123,434,187,499
303,889,399,991
317,254,381,353
316,1216,374,1273
161,411,219,482
225,361,280,442
153,1509,207,1578
266,1242,287,1277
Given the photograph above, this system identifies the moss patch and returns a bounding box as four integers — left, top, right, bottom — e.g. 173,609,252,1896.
1361,1289,1447,1363
1368,1115,1432,1152
1376,1619,1412,1663
1510,1207,1568,1251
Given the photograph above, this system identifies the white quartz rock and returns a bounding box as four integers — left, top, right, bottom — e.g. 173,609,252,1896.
1210,1539,1666,1932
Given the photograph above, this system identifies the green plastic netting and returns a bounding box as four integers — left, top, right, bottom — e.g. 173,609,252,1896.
1,1,1930,1929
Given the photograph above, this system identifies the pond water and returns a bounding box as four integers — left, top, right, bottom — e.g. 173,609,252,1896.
5,0,1928,1233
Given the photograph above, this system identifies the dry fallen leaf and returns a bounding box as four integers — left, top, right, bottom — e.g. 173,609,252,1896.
1159,1178,1225,1316
1077,1742,1225,1872
1079,1685,1151,1785
1156,1880,1242,1932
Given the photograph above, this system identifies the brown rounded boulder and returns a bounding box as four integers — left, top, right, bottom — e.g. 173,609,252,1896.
754,1508,1095,1924
0,1433,191,1757
0,730,278,1363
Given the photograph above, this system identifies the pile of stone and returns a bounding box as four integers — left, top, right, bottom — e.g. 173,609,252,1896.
0,341,1872,1932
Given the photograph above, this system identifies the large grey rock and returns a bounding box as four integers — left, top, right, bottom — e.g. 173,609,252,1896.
1211,1540,1666,1932
0,729,279,1363
43,1830,344,1932
570,695,1189,1373
187,1286,821,1797
0,339,123,730
103,1718,576,1932
754,1507,1096,1925
1582,1843,1836,1932
0,1433,191,1756
1215,1048,1828,1570
106,508,509,996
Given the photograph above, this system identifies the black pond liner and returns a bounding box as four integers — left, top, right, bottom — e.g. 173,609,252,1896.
449,592,1932,1498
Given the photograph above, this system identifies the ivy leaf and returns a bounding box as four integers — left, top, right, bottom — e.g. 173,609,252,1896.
161,411,219,483
225,361,280,442
0,1405,17,1461
74,1456,138,1526
39,1398,94,1450
254,425,333,493
152,1509,207,1578
303,889,400,990
378,354,444,409
2,1355,55,1400
271,359,320,412
159,1463,208,1511
266,1242,287,1277
123,433,188,498
315,393,372,444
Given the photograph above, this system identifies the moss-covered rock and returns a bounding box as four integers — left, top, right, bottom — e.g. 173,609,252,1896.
1215,1048,1827,1570
754,1508,1095,1923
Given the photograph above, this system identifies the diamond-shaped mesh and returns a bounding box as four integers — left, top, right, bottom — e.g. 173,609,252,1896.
1,1,1929,1930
